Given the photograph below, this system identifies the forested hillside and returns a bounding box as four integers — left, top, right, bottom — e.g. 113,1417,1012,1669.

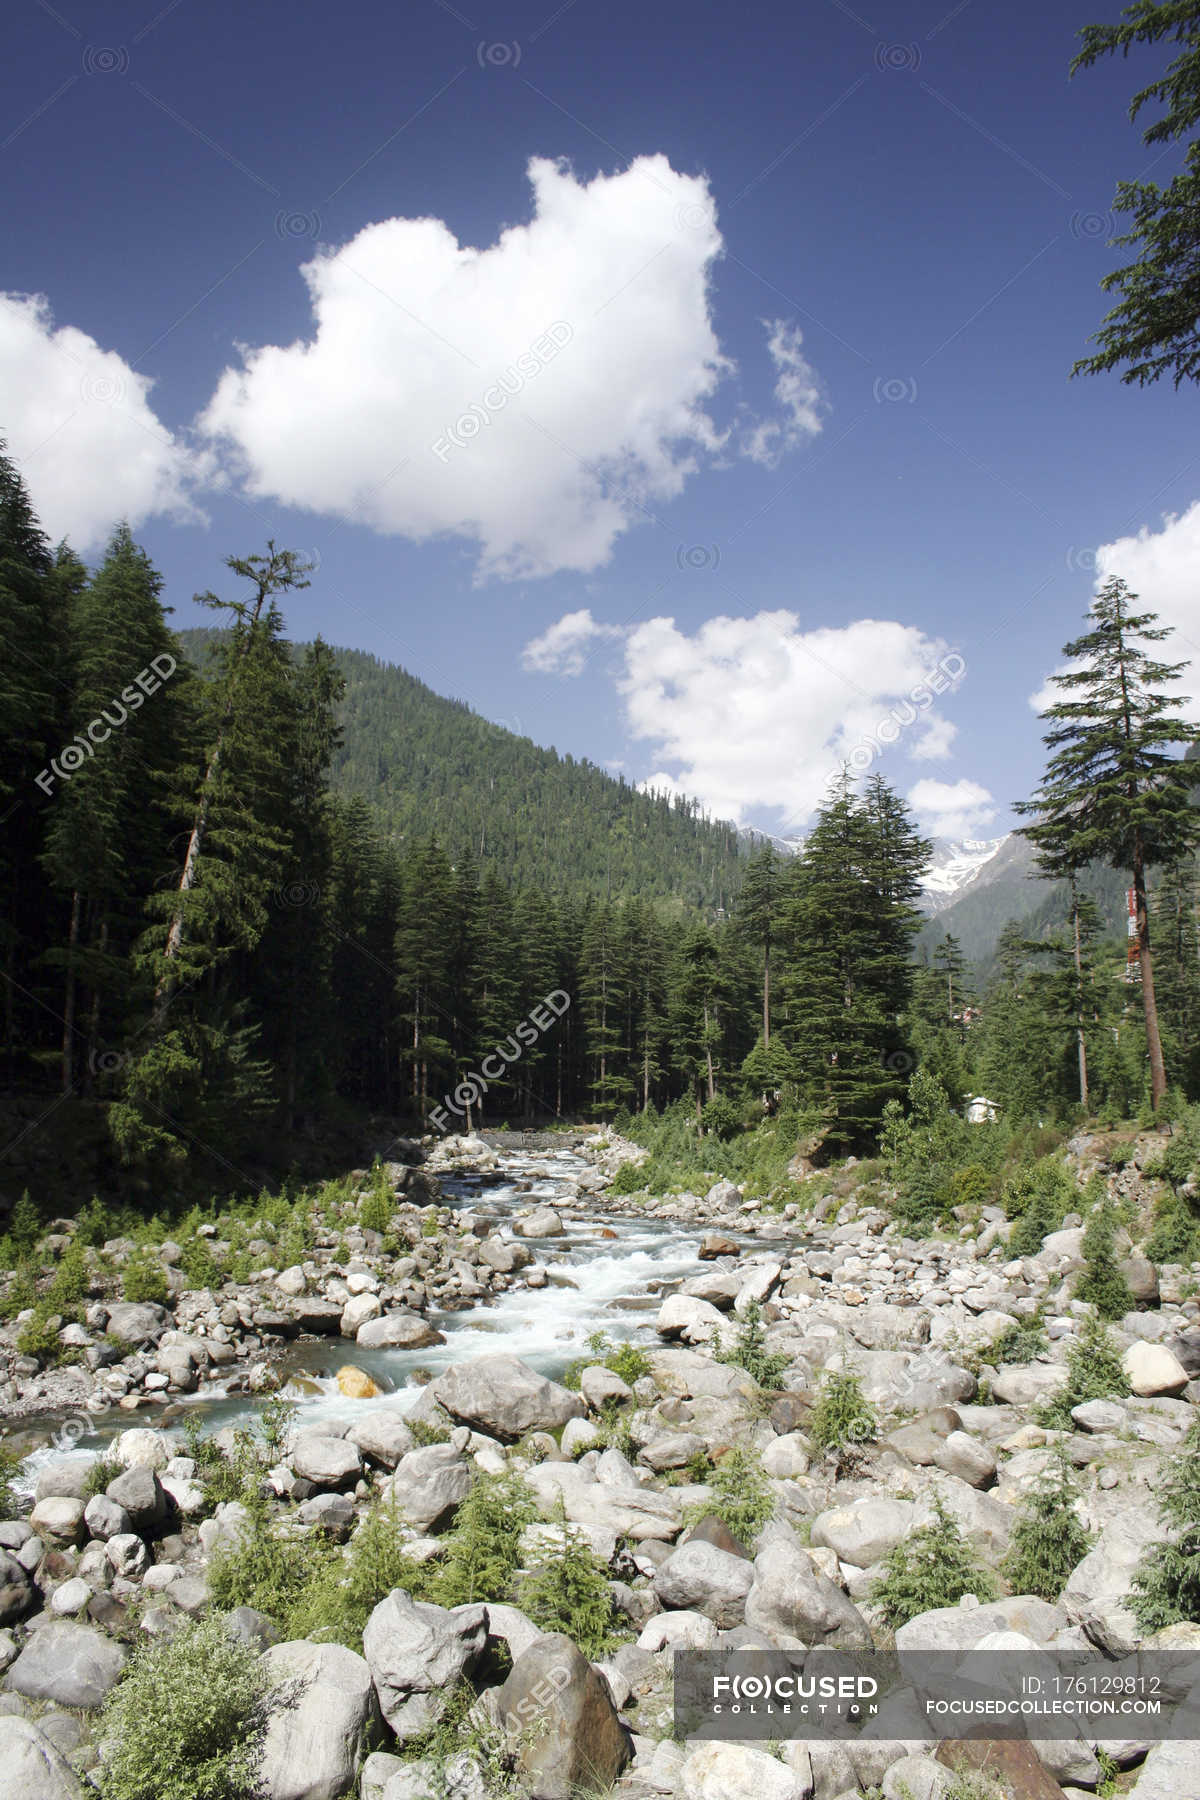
177,629,746,914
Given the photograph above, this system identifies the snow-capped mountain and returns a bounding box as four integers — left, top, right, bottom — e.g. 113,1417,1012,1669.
742,827,1017,917
920,836,1012,913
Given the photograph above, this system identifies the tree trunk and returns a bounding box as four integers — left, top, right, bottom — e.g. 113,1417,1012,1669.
62,889,80,1093
1133,834,1167,1109
1072,897,1089,1112
762,946,770,1047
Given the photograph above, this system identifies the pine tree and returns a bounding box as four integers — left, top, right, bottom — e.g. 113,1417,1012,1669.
735,844,784,1046
780,774,929,1146
1017,578,1200,1108
1153,856,1200,1094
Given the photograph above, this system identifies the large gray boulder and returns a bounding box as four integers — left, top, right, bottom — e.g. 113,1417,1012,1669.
0,1714,87,1800
429,1355,584,1441
356,1312,445,1350
384,1445,472,1531
362,1591,487,1740
894,1595,1066,1653
0,1551,34,1625
104,1301,166,1345
653,1539,754,1626
512,1206,563,1238
810,1498,916,1568
744,1534,872,1649
259,1640,378,1800
525,1459,682,1541
678,1741,807,1800
105,1465,166,1534
6,1620,127,1708
291,1433,364,1491
495,1633,630,1800
1062,1513,1159,1653
347,1411,416,1469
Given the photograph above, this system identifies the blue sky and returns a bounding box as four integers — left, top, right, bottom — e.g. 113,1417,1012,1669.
4,0,1199,842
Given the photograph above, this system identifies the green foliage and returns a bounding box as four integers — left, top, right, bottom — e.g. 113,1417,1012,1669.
988,1313,1049,1367
426,1473,538,1608
7,1192,41,1259
84,1454,123,1501
561,1330,651,1391
1036,1314,1131,1430
0,1443,20,1519
808,1369,877,1463
882,1068,1008,1229
700,1094,741,1140
1002,1448,1092,1601
122,1250,169,1306
683,1445,775,1549
1146,1189,1200,1262
286,1497,427,1647
1076,1199,1136,1319
716,1299,790,1389
607,1161,648,1196
97,1613,270,1800
207,1489,338,1624
1131,1418,1200,1630
1004,1158,1077,1257
871,1496,998,1627
359,1164,394,1234
520,1503,620,1657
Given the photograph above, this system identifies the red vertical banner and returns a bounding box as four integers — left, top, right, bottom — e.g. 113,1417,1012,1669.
1126,887,1140,982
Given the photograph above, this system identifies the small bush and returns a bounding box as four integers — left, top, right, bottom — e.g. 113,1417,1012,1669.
1005,1158,1077,1257
716,1299,790,1389
1131,1418,1200,1631
123,1251,169,1307
683,1445,775,1549
871,1495,998,1627
0,1443,20,1519
427,1472,537,1608
520,1502,619,1657
808,1369,877,1468
97,1613,271,1800
286,1496,426,1646
1002,1446,1091,1601
207,1490,338,1625
1075,1200,1135,1320
562,1330,651,1392
988,1313,1049,1367
700,1094,741,1141
1035,1315,1130,1430
1146,1190,1200,1262
607,1161,648,1196
84,1454,122,1501
359,1164,394,1235
7,1192,41,1259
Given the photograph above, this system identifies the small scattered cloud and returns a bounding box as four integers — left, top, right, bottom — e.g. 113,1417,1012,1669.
521,607,623,675
740,319,825,467
907,776,997,840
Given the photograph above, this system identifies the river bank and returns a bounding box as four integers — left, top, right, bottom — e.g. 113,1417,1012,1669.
1,1127,1199,1799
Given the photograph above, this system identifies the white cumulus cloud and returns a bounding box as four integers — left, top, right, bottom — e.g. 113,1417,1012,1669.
908,777,997,840
200,155,750,581
523,607,965,826
0,293,204,549
1096,499,1200,705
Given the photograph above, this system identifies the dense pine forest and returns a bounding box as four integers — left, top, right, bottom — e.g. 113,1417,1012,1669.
5,449,1200,1210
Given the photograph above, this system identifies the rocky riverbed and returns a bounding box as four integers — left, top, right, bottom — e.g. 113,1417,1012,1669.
0,1127,1199,1799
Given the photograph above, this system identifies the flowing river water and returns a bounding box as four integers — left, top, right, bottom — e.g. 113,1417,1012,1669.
18,1146,784,1486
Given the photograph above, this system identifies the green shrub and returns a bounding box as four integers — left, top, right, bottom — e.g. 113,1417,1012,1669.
97,1613,271,1800
562,1331,651,1392
683,1445,775,1549
700,1094,741,1141
1002,1447,1091,1601
359,1164,394,1235
808,1369,876,1467
1035,1315,1130,1430
0,1265,36,1321
520,1503,619,1657
871,1495,998,1627
1145,1190,1200,1263
427,1473,537,1608
716,1299,790,1389
1005,1158,1077,1257
7,1192,41,1259
607,1161,648,1196
286,1497,426,1646
1131,1419,1200,1630
0,1443,20,1519
1075,1200,1135,1320
207,1490,338,1624
988,1313,1049,1367
17,1310,71,1364
406,1417,450,1448
123,1251,169,1306
84,1454,122,1501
